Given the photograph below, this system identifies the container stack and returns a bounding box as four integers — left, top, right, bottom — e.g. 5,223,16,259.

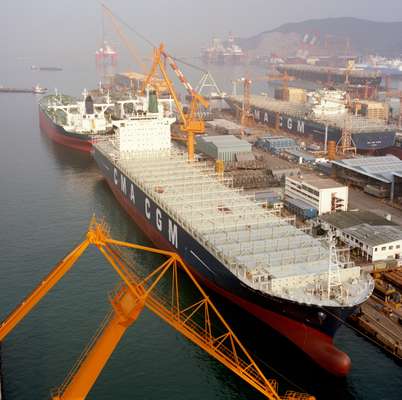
275,88,307,104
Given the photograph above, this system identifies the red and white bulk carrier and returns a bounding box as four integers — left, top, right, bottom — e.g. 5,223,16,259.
39,91,114,152
92,90,374,376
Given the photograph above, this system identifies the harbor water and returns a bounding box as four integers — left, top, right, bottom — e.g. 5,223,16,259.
0,63,401,400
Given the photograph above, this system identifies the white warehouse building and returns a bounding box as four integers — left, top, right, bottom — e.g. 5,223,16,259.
318,211,402,262
285,175,348,215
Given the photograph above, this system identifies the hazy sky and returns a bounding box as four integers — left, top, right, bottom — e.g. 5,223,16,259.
1,0,402,67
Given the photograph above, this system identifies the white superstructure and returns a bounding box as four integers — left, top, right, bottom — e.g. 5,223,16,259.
308,89,348,118
47,90,113,135
285,175,348,215
112,97,175,156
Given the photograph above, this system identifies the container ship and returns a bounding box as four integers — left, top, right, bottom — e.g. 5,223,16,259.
31,65,63,71
93,90,374,376
39,91,114,152
0,84,47,94
276,64,382,86
226,89,396,151
201,34,246,65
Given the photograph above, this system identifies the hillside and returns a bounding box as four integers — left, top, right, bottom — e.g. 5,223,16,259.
239,17,402,56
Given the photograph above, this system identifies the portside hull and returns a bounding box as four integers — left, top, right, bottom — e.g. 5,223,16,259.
93,147,362,375
226,99,396,151
276,66,382,86
39,107,93,152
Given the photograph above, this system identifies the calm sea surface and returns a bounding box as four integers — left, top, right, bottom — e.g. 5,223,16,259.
0,62,401,400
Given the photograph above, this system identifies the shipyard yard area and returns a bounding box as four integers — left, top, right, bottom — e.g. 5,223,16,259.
2,1,402,400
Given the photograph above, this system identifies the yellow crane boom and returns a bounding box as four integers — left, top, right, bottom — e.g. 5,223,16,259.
142,43,209,161
0,216,315,400
101,3,148,75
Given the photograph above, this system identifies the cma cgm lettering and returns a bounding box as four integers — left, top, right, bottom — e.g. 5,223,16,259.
112,167,179,249
248,105,396,151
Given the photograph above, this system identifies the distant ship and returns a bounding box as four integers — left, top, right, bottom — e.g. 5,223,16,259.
201,34,245,65
276,64,382,86
38,91,114,152
356,56,402,79
93,89,374,376
0,84,47,94
31,65,63,71
226,88,396,151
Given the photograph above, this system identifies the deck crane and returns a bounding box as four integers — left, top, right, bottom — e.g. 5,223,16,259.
0,216,314,400
141,43,209,161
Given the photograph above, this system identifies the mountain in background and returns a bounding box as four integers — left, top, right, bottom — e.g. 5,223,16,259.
238,17,402,57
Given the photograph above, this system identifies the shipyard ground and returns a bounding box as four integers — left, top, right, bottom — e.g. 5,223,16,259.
349,270,402,360
348,187,402,225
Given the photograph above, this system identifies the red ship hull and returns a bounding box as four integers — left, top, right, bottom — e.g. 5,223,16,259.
103,174,352,376
39,107,93,152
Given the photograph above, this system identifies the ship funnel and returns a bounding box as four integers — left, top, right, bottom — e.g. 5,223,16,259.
148,90,158,113
85,95,95,115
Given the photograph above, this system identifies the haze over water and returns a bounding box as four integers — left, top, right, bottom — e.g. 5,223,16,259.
1,1,402,399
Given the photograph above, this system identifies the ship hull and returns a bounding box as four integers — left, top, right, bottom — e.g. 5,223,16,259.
226,98,396,151
93,147,364,376
276,65,382,86
39,106,94,152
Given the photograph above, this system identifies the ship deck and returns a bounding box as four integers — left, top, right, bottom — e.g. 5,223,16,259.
96,140,371,306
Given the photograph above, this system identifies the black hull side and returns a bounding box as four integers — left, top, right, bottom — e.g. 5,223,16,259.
226,98,396,151
93,146,364,375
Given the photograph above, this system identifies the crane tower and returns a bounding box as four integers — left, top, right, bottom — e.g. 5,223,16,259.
95,41,118,89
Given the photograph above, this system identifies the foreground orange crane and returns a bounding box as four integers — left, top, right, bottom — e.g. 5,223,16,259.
142,43,209,161
0,217,314,400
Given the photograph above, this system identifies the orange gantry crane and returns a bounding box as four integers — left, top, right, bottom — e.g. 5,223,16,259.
0,217,315,400
141,43,209,161
230,76,254,129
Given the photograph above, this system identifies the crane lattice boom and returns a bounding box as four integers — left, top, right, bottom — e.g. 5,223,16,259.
142,43,209,161
0,216,314,400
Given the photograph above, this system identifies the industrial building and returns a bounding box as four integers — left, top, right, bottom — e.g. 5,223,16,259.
332,155,402,201
318,211,402,262
285,174,348,215
255,136,298,154
196,135,253,162
284,197,318,220
282,148,317,164
352,100,389,121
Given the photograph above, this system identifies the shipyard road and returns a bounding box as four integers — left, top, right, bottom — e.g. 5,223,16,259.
348,187,402,226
